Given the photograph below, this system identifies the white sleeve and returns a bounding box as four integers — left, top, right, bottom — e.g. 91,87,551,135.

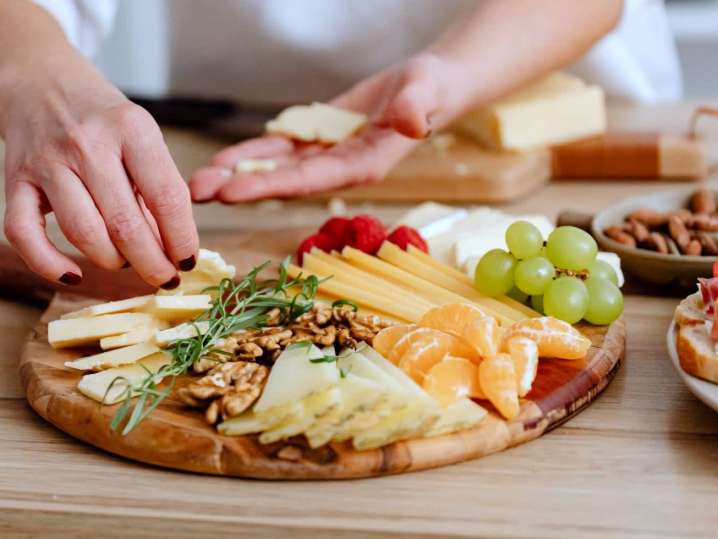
33,0,118,57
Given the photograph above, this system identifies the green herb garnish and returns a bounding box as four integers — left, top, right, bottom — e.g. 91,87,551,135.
331,299,358,312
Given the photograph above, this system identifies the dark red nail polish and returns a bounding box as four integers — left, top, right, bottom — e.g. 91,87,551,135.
160,276,180,290
59,272,82,285
178,255,196,272
122,261,131,269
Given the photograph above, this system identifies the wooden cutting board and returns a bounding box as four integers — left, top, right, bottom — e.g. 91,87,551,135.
12,229,625,480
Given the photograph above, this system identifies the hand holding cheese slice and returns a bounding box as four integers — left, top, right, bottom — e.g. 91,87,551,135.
266,102,367,144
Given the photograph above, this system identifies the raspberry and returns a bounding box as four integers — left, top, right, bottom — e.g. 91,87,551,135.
318,217,352,247
346,215,387,255
387,225,428,253
297,233,338,264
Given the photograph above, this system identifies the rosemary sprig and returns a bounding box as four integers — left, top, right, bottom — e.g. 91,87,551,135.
108,258,324,435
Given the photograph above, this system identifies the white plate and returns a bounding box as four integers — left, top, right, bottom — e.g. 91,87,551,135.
666,319,718,413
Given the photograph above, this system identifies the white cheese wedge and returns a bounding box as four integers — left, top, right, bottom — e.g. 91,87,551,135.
158,248,236,296
424,398,487,438
77,352,170,404
395,202,468,240
266,102,367,144
352,403,428,450
48,312,155,349
61,295,153,320
100,319,169,350
258,387,341,444
65,341,161,371
456,72,606,150
217,411,267,436
234,159,277,174
253,343,339,413
149,295,212,321
154,321,211,347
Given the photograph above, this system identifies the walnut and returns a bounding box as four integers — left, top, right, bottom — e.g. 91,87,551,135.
177,361,268,424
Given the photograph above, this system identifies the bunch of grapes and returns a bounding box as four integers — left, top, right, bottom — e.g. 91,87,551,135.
474,221,623,325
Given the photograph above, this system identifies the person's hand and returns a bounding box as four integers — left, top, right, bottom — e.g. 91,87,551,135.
1,54,199,288
190,54,457,202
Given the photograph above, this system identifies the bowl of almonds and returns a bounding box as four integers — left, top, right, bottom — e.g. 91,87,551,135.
592,187,717,287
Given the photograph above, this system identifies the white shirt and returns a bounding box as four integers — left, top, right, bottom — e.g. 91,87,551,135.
34,0,682,104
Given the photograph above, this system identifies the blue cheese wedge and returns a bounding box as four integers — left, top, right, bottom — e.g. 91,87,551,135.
48,312,155,349
65,341,160,371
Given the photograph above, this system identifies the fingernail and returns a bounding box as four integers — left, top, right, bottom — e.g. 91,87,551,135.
59,272,82,285
160,275,181,290
178,255,196,272
424,128,433,139
122,261,131,269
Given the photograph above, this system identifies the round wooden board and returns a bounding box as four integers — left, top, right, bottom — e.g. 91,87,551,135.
20,293,625,480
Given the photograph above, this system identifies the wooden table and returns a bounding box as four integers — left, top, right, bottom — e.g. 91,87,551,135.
3,103,718,539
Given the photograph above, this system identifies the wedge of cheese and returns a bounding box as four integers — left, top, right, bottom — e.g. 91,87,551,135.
77,352,170,404
258,387,341,444
424,399,487,438
150,295,212,321
61,295,153,320
266,102,367,144
100,319,169,350
65,341,161,372
154,321,211,347
456,72,606,151
48,312,155,349
158,248,236,296
217,411,267,436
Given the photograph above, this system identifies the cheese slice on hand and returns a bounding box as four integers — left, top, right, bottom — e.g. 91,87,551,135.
234,159,277,174
150,295,212,321
48,312,155,349
65,341,160,371
456,72,606,151
266,102,367,144
61,295,153,320
77,352,170,404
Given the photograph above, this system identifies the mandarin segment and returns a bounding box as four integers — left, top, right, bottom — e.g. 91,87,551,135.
506,336,538,397
478,353,519,420
388,327,438,364
423,355,484,406
372,324,417,359
503,316,591,360
463,315,502,359
419,303,486,337
397,329,475,383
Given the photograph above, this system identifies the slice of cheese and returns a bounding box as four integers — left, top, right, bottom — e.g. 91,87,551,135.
424,398,487,438
150,295,212,321
61,295,153,319
154,321,211,347
258,387,341,444
266,102,367,144
77,352,170,404
234,159,277,174
100,319,169,350
48,312,155,349
218,411,267,436
65,341,161,371
456,72,606,150
158,248,236,296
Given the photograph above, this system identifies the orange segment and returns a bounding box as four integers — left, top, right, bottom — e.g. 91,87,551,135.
423,355,483,406
372,324,417,358
506,336,538,397
503,317,591,360
462,315,502,359
397,330,465,383
388,327,438,364
419,303,486,338
478,354,519,420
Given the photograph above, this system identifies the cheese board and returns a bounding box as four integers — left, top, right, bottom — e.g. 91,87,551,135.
15,227,625,480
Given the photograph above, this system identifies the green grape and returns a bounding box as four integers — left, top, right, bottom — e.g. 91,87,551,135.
543,276,589,324
584,277,624,325
514,256,555,295
507,286,529,304
505,220,543,260
588,259,618,286
474,249,517,297
531,295,544,314
546,226,598,271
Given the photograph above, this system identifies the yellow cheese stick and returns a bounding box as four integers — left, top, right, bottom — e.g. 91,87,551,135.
405,244,539,318
287,264,424,322
302,252,437,313
340,246,514,325
377,242,530,322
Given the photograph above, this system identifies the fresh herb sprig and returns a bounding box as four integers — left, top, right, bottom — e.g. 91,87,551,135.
106,258,324,435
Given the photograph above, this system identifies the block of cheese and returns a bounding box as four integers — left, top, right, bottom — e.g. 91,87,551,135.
158,249,236,296
48,312,155,349
77,352,170,404
456,73,606,151
100,319,169,350
65,341,161,371
266,102,367,144
150,295,212,321
61,295,153,320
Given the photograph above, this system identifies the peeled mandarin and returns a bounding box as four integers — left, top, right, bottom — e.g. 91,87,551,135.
423,355,483,406
372,324,417,359
506,336,538,397
478,354,519,420
462,315,502,359
398,330,470,383
388,327,439,364
502,317,591,360
419,303,486,338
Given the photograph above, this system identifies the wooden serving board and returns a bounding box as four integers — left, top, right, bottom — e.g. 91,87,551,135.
12,229,625,480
